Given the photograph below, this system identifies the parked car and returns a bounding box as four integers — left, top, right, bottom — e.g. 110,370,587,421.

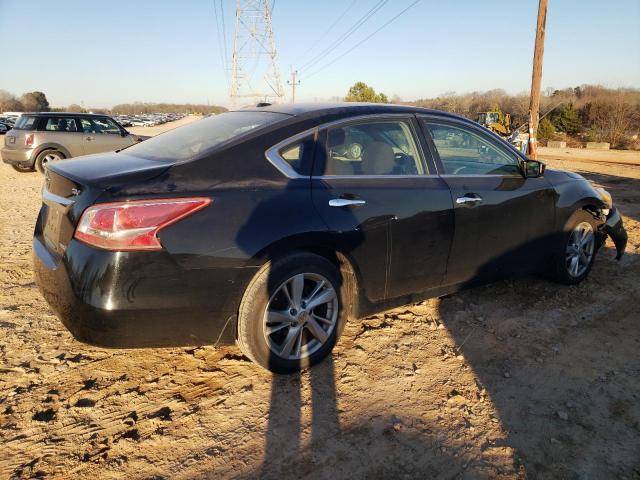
33,103,627,373
0,122,9,134
1,112,148,173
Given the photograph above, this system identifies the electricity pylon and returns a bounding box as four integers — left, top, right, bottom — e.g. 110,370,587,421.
230,0,284,107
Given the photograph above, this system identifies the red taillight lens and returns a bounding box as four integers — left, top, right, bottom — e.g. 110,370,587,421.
74,198,211,251
25,134,34,146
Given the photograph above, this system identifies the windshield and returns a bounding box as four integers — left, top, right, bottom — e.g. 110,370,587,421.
123,111,289,162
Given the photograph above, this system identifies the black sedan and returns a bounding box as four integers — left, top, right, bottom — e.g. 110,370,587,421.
33,103,627,373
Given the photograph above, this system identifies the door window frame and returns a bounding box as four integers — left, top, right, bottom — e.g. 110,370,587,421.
265,114,439,179
418,114,527,178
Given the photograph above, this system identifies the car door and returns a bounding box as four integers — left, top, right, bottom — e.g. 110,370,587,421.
80,117,130,155
39,116,85,157
311,115,453,304
420,116,556,285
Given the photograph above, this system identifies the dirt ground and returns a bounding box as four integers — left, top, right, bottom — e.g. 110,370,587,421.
1,128,639,479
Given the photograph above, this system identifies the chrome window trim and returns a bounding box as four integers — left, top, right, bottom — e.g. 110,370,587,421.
265,113,526,180
264,126,318,179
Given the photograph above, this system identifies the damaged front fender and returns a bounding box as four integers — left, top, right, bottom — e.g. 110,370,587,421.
600,207,627,260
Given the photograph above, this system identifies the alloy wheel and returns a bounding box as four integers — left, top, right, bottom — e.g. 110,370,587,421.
263,272,338,361
42,152,62,166
566,221,595,277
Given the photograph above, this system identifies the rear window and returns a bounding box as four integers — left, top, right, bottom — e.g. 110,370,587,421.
123,111,288,162
13,116,38,130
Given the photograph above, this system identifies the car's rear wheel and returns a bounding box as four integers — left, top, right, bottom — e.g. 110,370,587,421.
237,252,345,373
11,164,34,173
550,210,598,285
35,150,64,174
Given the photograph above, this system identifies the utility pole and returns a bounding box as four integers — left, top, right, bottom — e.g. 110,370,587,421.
230,0,284,107
528,0,548,159
287,70,300,103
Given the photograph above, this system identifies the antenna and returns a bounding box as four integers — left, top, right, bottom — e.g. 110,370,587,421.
230,0,285,107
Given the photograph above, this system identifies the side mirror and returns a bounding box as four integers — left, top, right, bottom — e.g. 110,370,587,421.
523,159,545,178
121,129,128,137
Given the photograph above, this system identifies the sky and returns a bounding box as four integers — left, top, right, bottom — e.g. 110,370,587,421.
0,0,639,108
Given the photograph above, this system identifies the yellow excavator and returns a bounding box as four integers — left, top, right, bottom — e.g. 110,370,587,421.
476,109,512,137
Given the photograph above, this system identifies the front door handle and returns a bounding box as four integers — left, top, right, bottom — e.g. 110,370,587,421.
456,195,482,206
86,136,94,141
329,198,366,208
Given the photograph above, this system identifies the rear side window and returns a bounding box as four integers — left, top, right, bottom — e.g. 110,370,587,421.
277,135,315,175
124,111,288,162
323,120,424,176
13,116,37,130
80,117,121,134
43,117,78,132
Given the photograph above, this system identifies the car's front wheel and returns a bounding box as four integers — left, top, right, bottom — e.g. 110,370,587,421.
551,210,598,285
35,149,65,174
237,252,346,373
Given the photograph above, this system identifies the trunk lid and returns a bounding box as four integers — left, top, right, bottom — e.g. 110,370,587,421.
39,152,170,256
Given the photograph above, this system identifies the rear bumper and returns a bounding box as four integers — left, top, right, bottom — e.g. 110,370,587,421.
33,234,257,348
601,207,627,260
1,147,35,167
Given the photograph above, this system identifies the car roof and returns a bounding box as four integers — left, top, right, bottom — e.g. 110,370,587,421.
21,112,110,117
233,102,466,122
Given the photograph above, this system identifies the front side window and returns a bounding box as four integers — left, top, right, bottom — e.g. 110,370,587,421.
80,117,121,134
424,121,520,176
44,117,78,132
323,120,424,176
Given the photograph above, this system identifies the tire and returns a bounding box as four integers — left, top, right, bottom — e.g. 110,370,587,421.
11,164,35,173
550,210,599,285
237,252,347,373
35,149,64,174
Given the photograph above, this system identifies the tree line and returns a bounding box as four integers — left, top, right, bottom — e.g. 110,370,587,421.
0,90,50,112
0,89,227,116
407,85,640,150
344,82,640,150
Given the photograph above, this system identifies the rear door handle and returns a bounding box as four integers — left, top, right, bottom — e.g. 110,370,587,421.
329,198,366,208
456,195,482,205
86,136,94,141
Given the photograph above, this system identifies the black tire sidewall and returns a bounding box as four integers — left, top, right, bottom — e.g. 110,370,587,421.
11,164,34,173
237,253,345,374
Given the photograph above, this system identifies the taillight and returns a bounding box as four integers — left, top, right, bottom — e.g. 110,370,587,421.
25,134,34,146
74,198,211,251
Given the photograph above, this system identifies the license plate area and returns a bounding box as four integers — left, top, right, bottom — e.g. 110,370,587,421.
42,190,75,255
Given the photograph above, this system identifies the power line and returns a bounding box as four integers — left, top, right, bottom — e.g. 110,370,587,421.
301,0,421,81
220,0,229,72
293,0,358,64
213,0,229,91
298,0,388,72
